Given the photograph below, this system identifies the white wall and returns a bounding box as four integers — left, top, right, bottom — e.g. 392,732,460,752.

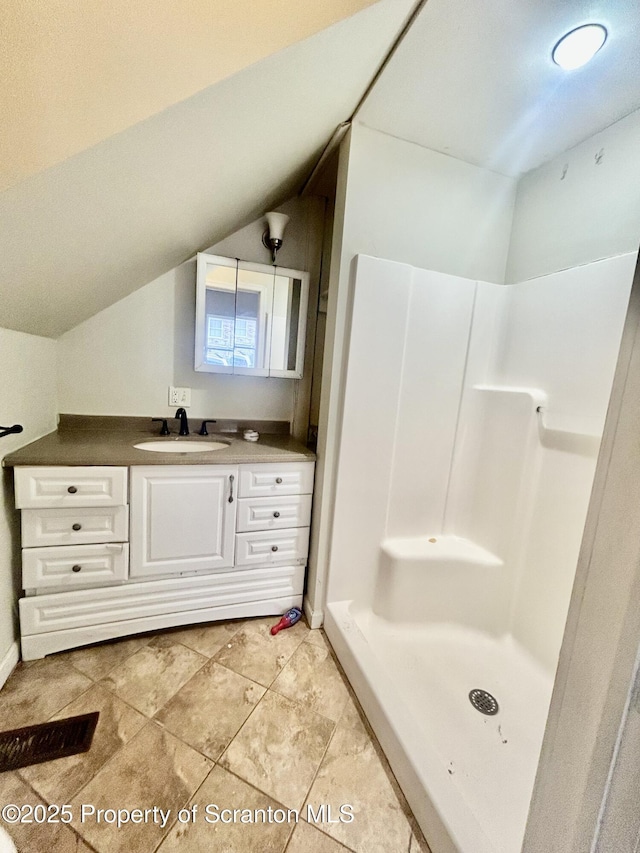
317,107,640,624
386,266,476,537
507,108,640,283
310,123,517,618
0,327,57,680
327,256,476,605
499,254,636,669
57,196,324,436
347,123,517,283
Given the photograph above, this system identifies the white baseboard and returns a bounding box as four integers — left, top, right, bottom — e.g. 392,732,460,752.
303,596,324,629
0,642,19,689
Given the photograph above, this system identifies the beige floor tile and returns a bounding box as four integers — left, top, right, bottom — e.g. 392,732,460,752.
220,690,334,810
0,771,87,852
155,660,265,760
160,620,244,657
338,692,368,732
0,658,92,729
304,629,332,651
286,819,352,852
304,722,413,853
57,636,152,681
69,722,211,853
20,683,146,802
271,641,350,722
156,765,294,852
214,620,306,687
99,637,206,717
0,623,429,853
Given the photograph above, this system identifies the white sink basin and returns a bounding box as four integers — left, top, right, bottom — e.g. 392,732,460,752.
134,440,229,453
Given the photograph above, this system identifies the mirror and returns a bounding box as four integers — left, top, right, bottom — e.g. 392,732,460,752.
194,254,309,378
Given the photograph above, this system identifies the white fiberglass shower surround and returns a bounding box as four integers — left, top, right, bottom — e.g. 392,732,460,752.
322,251,635,853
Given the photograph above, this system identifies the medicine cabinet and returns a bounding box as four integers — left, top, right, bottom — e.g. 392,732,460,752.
194,253,309,378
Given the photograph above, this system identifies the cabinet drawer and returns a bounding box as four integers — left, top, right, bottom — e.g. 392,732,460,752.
22,506,129,548
15,467,128,509
235,527,309,567
236,495,312,533
238,462,314,498
23,543,129,590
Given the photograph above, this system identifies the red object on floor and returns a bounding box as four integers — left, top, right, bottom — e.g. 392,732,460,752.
271,607,303,635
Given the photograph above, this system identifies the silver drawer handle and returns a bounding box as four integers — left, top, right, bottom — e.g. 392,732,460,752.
275,477,283,484
71,564,82,573
271,545,278,552
67,486,78,494
273,511,280,518
72,523,82,531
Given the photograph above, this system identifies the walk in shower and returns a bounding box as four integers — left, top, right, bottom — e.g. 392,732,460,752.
322,250,635,852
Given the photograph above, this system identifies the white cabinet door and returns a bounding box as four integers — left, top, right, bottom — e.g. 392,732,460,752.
130,466,237,578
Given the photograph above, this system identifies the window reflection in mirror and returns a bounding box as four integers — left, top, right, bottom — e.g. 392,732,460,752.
195,253,309,378
234,268,274,373
202,260,236,373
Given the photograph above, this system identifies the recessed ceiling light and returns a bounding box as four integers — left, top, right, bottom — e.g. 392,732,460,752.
552,24,608,70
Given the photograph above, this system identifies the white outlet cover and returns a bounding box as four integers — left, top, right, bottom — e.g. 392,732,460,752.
169,386,191,407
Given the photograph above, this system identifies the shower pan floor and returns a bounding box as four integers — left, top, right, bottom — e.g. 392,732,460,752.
326,601,554,853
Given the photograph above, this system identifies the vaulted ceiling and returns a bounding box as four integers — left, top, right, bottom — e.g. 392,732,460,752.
7,0,635,341
359,0,640,176
0,0,415,337
1,0,381,192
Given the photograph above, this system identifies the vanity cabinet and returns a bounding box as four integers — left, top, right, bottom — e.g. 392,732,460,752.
15,459,314,660
129,465,237,579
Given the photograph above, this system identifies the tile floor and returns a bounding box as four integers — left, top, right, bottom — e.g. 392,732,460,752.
0,616,431,853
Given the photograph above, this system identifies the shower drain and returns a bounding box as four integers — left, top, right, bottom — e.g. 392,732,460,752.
469,689,499,716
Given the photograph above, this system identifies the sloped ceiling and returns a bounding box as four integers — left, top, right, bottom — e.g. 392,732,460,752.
0,0,415,338
1,0,381,192
358,0,640,177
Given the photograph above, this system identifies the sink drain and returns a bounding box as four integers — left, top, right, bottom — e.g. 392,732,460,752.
469,689,499,716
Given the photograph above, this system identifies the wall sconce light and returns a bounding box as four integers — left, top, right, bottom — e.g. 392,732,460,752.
262,212,290,264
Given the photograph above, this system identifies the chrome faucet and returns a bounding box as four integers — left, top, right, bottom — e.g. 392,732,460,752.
175,407,190,436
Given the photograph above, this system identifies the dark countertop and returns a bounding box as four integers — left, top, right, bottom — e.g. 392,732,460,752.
3,416,316,467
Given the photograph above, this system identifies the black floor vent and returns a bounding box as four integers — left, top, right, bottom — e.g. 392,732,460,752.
0,712,99,772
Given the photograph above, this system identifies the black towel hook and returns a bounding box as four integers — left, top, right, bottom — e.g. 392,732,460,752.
0,424,23,439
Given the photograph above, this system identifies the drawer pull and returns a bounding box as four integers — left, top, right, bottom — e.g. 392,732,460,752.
275,477,283,484
228,474,235,503
72,523,82,531
71,564,82,573
67,486,78,494
271,545,279,552
273,511,280,518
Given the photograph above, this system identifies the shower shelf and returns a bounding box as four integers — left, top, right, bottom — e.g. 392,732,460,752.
535,406,601,456
473,385,601,456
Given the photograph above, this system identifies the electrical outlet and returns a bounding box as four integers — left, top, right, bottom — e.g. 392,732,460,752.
169,386,191,407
